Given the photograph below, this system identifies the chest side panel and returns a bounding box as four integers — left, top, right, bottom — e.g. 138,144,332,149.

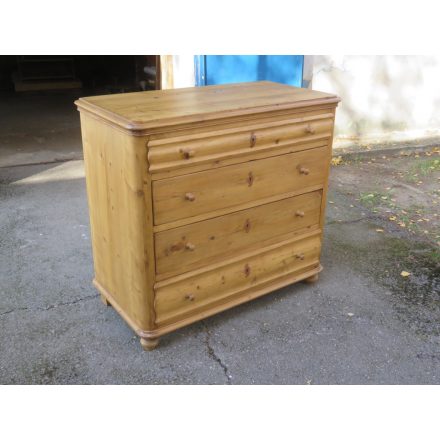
80,113,156,331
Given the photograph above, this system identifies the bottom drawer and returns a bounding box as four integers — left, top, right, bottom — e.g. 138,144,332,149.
154,233,321,326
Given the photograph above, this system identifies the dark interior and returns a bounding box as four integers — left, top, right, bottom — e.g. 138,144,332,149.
0,55,160,94
0,55,161,167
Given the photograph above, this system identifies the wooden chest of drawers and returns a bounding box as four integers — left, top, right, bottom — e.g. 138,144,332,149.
75,81,340,350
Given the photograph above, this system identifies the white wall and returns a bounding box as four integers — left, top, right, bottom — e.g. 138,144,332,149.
161,55,195,89
309,55,440,147
163,55,440,148
171,55,196,88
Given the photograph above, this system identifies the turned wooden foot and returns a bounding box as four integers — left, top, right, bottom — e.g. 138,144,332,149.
304,273,319,284
140,337,160,351
100,293,111,306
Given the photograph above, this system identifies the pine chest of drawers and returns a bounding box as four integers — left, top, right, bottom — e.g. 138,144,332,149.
75,81,340,350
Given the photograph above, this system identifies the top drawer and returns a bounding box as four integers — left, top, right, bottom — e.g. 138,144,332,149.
152,145,329,226
148,111,334,175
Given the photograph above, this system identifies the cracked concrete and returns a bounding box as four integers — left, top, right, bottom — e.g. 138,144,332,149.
327,216,373,225
201,321,232,384
0,93,439,384
0,158,439,383
0,294,98,317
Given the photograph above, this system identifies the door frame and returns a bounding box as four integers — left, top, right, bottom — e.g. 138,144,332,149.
194,55,207,86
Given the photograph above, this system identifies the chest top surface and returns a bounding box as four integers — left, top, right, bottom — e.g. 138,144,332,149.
75,81,339,131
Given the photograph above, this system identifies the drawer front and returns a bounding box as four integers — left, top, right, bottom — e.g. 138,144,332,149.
148,113,334,174
155,190,322,277
154,234,321,325
153,145,329,225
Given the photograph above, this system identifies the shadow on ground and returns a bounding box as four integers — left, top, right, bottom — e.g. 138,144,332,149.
0,154,439,384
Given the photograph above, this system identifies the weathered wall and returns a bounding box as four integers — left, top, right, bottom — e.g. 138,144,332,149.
162,55,440,148
309,55,440,147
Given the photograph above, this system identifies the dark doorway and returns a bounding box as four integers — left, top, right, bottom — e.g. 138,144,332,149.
0,55,160,94
0,55,160,167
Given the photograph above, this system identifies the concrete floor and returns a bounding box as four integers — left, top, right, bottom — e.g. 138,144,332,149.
0,91,83,168
0,93,439,384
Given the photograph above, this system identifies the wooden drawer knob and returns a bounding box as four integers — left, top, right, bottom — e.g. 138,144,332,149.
180,148,195,159
185,242,195,251
185,294,195,301
295,210,305,217
246,171,254,187
250,132,257,148
185,192,195,201
304,124,316,135
298,165,310,175
295,253,305,260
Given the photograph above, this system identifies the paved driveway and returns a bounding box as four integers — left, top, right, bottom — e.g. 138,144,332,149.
0,157,439,384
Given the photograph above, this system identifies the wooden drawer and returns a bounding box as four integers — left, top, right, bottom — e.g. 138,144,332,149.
154,233,322,326
153,145,329,225
155,190,322,277
77,81,340,350
148,113,334,174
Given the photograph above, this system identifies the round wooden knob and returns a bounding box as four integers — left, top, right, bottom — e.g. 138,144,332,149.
250,132,257,147
185,294,195,301
185,242,195,251
298,166,310,175
180,148,195,159
295,210,305,217
295,253,305,260
304,124,316,135
185,192,195,201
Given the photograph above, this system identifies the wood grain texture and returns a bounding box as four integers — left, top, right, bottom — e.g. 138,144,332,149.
75,81,339,131
148,113,334,174
153,183,325,233
93,264,322,340
80,113,156,331
155,190,322,277
76,81,339,349
150,140,329,181
155,233,322,326
152,145,329,225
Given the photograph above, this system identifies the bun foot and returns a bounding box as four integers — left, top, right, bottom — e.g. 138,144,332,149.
100,293,111,306
140,337,160,351
304,273,319,284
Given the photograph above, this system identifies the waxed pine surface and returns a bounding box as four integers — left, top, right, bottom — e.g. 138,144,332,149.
76,82,339,348
76,81,338,129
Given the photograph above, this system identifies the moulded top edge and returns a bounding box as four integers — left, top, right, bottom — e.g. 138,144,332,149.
75,81,340,132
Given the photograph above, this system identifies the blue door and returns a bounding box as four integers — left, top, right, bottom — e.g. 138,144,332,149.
195,55,304,87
